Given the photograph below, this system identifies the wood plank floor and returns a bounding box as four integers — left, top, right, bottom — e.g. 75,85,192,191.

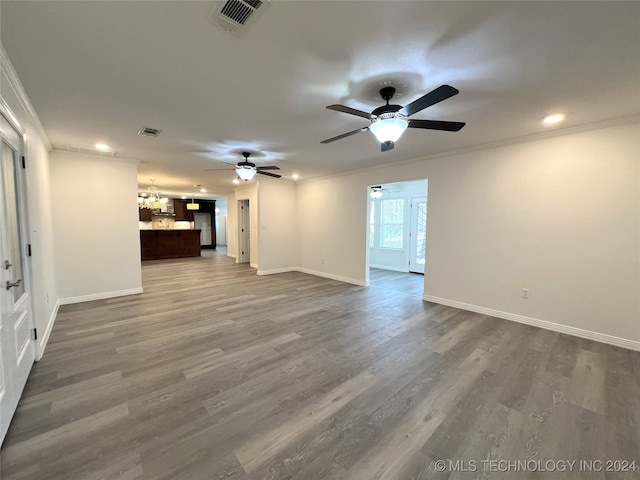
1,250,639,479
369,268,425,298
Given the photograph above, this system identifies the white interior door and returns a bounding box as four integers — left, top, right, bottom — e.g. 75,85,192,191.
409,196,427,274
238,199,250,263
194,212,212,245
216,214,227,245
0,114,36,444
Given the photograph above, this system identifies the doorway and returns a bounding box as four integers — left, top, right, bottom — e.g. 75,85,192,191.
194,212,213,247
367,179,427,296
0,112,36,443
237,199,250,263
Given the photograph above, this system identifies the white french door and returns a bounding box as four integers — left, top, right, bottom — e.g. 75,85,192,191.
409,196,427,274
0,112,36,444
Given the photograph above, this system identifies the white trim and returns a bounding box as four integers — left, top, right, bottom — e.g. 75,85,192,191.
50,148,140,165
58,287,144,306
250,263,258,269
369,264,409,273
297,116,640,185
36,301,60,361
0,99,25,137
0,46,52,149
296,267,366,287
423,295,640,352
227,253,237,259
257,267,297,276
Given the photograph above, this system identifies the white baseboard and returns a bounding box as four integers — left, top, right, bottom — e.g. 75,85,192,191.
257,267,297,276
58,287,144,306
250,263,258,269
227,253,236,259
35,300,60,361
296,267,366,287
423,294,640,352
369,264,409,273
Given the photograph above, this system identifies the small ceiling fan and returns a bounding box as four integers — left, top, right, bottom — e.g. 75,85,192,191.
205,151,281,181
321,84,466,152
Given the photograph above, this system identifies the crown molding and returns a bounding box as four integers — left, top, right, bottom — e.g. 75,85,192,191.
299,114,640,185
50,148,140,165
1,45,52,150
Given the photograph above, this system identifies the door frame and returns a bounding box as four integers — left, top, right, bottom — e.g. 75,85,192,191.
237,198,250,263
409,195,427,274
0,105,37,444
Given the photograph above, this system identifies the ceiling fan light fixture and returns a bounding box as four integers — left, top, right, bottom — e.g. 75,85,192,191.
369,116,408,143
370,186,383,198
236,165,257,181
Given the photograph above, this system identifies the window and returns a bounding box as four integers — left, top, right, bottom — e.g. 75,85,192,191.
380,198,404,249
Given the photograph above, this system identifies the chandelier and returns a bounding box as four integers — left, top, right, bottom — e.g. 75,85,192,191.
138,179,168,210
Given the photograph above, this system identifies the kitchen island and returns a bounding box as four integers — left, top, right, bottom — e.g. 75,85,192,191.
140,229,201,261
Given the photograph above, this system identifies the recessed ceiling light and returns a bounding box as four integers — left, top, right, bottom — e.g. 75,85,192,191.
543,113,565,125
94,143,111,151
232,178,240,185
181,196,187,199
291,173,299,180
200,188,206,193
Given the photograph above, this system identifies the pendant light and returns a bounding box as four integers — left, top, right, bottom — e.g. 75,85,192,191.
186,185,200,210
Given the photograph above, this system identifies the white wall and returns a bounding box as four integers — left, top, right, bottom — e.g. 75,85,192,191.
297,121,640,347
226,194,237,258
296,176,368,286
50,151,142,302
257,179,297,274
1,46,58,358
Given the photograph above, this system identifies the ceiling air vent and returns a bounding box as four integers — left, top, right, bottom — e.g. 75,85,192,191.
210,0,270,33
65,145,117,157
138,126,162,137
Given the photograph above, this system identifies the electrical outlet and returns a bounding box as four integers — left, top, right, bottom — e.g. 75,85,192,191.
521,288,530,299
321,258,325,265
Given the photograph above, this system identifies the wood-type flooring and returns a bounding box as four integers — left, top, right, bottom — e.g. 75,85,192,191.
1,251,639,479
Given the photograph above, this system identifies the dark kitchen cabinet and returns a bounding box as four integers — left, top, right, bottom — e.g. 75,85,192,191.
173,199,194,222
140,230,201,260
138,208,153,221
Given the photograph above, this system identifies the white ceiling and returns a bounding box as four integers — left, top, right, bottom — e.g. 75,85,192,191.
2,1,639,200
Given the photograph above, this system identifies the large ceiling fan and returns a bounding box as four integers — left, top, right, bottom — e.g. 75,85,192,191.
321,84,466,152
206,151,281,181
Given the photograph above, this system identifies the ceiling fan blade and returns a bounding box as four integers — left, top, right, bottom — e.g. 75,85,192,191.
399,85,460,117
257,166,280,170
321,127,368,144
408,119,466,132
381,141,395,152
256,170,282,178
326,104,371,119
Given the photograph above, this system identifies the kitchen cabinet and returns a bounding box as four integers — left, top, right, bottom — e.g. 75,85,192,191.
139,208,153,221
173,199,194,222
140,230,201,260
